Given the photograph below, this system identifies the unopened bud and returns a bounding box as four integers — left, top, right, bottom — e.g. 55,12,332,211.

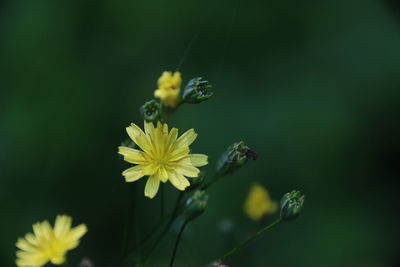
140,100,162,122
188,171,206,191
182,77,213,104
79,258,94,267
280,190,305,221
184,190,208,221
216,141,257,176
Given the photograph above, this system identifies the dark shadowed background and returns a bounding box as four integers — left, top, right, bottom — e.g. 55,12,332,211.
1,0,400,266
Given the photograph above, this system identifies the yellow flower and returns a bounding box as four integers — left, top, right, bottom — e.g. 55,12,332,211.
244,184,278,221
15,215,87,267
118,121,208,199
154,71,182,108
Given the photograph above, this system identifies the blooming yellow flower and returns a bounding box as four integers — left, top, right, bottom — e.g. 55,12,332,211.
118,121,208,198
154,71,182,108
244,184,278,221
15,215,87,267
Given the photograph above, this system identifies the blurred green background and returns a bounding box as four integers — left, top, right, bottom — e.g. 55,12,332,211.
1,0,400,266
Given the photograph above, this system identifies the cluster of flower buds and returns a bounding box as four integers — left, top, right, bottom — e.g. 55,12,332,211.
140,99,162,122
182,77,213,104
216,141,257,176
280,190,305,221
184,190,208,221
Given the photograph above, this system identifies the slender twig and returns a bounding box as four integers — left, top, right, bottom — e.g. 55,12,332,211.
216,218,283,262
169,219,189,267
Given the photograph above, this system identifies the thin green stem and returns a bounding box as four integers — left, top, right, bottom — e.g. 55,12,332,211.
217,218,283,262
169,219,189,267
201,173,222,190
121,183,136,258
160,183,165,220
142,191,185,266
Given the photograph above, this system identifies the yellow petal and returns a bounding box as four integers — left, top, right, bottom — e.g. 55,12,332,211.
175,129,197,148
169,171,190,191
176,163,200,178
16,238,37,252
126,123,145,141
188,154,208,167
118,146,143,158
24,233,38,246
158,168,169,183
65,224,87,248
144,175,160,199
54,215,72,238
122,166,146,182
135,135,154,156
118,146,146,164
144,121,155,136
166,128,178,151
169,146,190,161
50,254,66,265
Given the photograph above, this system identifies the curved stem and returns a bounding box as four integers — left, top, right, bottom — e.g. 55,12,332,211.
217,218,283,262
169,219,189,267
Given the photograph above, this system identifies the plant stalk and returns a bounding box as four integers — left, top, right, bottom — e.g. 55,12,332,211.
217,218,283,262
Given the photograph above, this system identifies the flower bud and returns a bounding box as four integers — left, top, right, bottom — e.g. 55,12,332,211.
212,263,229,267
184,190,208,221
182,77,213,104
188,171,206,191
79,258,94,267
280,190,305,221
216,141,257,176
140,100,162,122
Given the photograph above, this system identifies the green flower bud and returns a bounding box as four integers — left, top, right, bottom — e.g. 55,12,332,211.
280,190,305,221
184,190,208,221
140,100,162,122
182,77,213,104
216,141,257,176
188,171,207,191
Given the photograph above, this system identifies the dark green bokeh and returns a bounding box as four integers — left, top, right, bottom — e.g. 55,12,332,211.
1,0,400,267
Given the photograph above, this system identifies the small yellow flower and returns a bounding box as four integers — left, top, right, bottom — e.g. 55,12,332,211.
244,184,278,221
154,71,182,108
15,215,87,267
118,121,208,198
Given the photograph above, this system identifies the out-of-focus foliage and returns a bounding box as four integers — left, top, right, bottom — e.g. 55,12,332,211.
1,0,400,266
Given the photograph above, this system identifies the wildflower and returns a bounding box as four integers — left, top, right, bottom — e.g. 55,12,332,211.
280,190,305,221
15,215,87,267
154,71,182,108
244,184,278,221
182,77,213,104
118,121,208,198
